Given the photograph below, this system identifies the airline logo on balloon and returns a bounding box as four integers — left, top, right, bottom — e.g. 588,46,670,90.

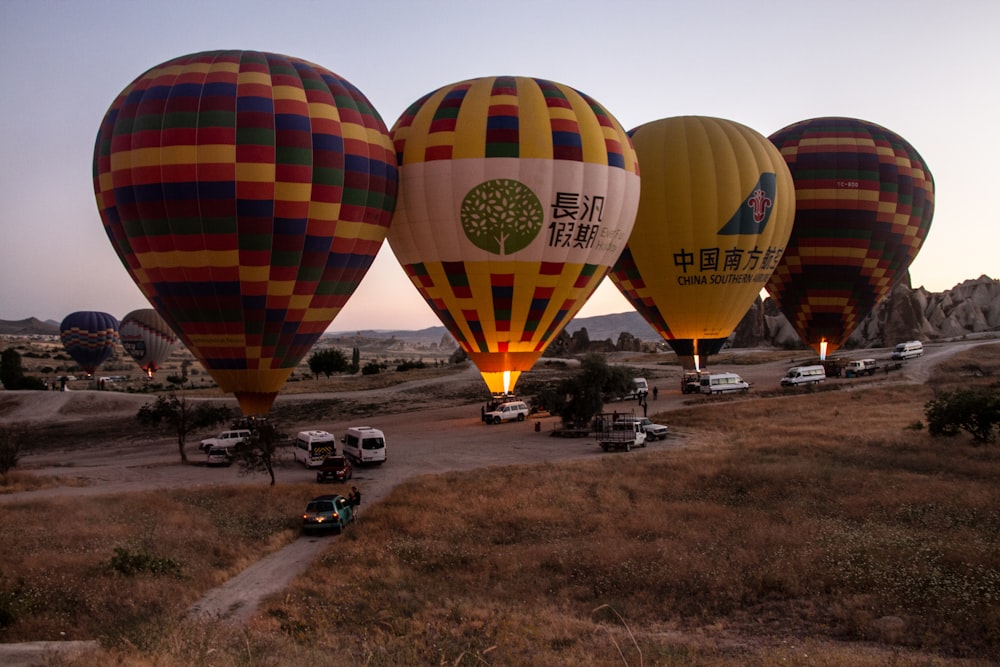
718,173,777,235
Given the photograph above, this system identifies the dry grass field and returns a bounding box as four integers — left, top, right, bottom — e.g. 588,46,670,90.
0,344,998,665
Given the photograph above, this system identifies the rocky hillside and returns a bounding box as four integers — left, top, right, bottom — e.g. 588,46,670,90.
733,274,1000,349
4,275,997,352
0,317,59,336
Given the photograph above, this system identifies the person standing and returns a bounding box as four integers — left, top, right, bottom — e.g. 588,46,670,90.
350,486,361,520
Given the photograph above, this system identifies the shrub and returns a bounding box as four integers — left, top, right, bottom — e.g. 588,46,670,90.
396,360,426,372
0,423,27,476
925,387,1000,443
109,547,181,577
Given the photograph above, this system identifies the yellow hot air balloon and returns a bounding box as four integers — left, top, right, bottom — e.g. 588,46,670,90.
609,116,795,369
388,76,640,395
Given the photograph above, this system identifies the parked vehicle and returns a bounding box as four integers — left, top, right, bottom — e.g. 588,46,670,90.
205,446,232,466
199,429,251,453
315,455,353,483
699,373,749,394
301,494,354,535
780,365,827,386
844,359,878,377
623,377,649,400
891,340,924,360
293,430,337,468
636,417,669,440
484,400,530,424
341,426,387,465
594,413,647,452
681,371,703,394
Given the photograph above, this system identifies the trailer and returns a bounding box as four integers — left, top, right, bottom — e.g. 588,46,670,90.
593,413,647,452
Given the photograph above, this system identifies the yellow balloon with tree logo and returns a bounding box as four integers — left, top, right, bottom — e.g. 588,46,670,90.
609,116,795,369
388,76,640,395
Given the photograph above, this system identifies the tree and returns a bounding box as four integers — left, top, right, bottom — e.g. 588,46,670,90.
1,348,23,389
0,422,27,477
308,348,350,378
461,179,544,255
230,419,282,486
136,393,232,463
925,388,1000,444
536,354,635,428
1,348,45,390
351,347,360,374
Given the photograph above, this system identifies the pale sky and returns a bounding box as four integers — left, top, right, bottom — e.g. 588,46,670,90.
1,0,996,331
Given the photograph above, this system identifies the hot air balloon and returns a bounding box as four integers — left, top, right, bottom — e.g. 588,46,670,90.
765,117,935,358
119,309,179,377
93,51,397,415
59,311,120,377
387,76,641,396
609,116,796,369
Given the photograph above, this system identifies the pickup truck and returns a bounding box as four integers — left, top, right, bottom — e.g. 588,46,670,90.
593,414,647,452
636,417,669,441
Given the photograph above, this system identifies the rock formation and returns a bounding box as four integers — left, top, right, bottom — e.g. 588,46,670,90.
734,274,1000,349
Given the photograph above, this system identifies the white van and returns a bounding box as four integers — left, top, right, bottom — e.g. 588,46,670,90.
342,426,387,465
781,365,827,386
699,372,749,394
891,341,923,360
632,377,649,397
294,430,337,468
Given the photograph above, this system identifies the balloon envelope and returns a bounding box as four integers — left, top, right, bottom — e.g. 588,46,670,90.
609,116,796,366
387,76,641,395
120,309,179,377
765,117,935,356
93,50,397,414
59,311,120,376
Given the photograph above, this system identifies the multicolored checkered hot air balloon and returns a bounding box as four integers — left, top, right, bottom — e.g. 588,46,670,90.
765,117,935,358
387,76,641,396
119,309,179,378
59,311,120,377
609,116,796,370
93,51,397,415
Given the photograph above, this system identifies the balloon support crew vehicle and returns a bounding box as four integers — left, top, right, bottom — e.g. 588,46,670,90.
199,429,251,453
593,413,647,452
892,341,924,360
681,371,703,394
315,455,353,484
301,494,355,535
341,426,387,465
293,430,337,468
780,365,827,387
636,417,669,441
483,401,530,425
844,359,878,377
699,372,750,394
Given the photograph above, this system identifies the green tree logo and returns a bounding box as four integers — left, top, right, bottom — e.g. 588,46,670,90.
461,179,544,255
